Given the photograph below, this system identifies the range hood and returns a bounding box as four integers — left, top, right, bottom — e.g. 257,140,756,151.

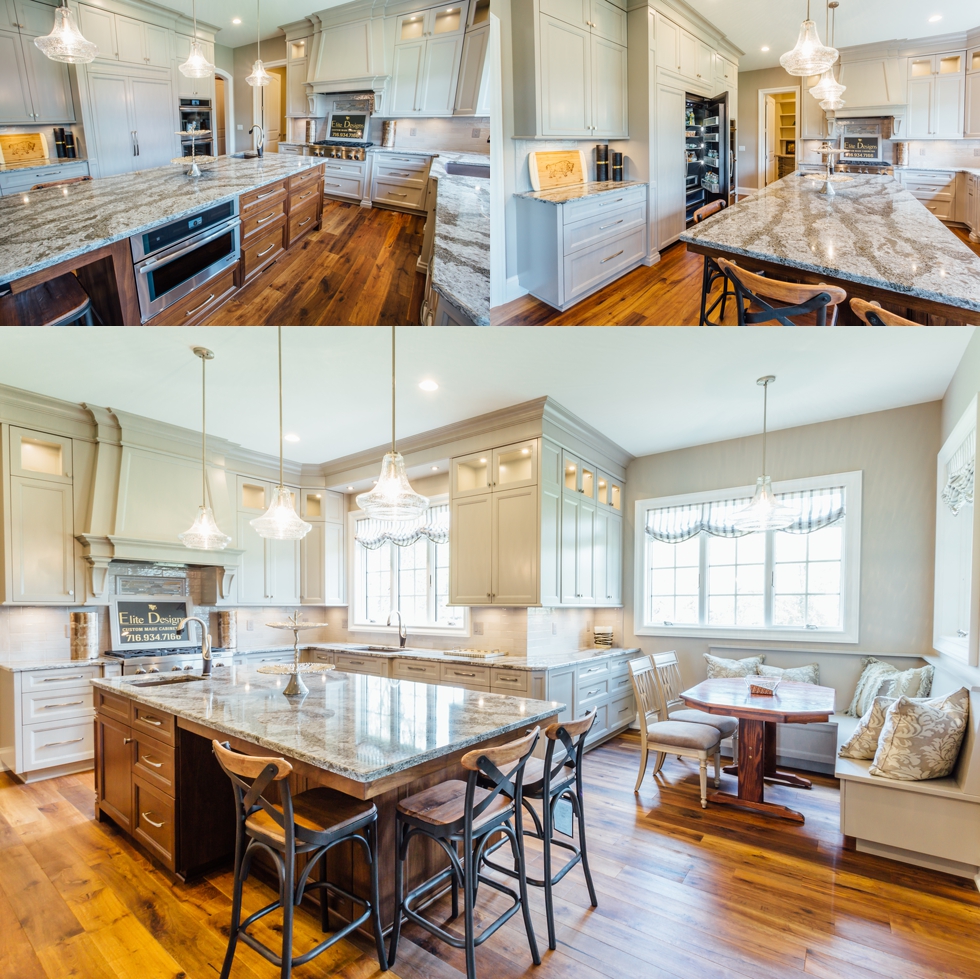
826,113,906,139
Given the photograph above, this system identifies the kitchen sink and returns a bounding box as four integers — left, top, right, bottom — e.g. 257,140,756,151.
126,674,207,687
445,161,490,178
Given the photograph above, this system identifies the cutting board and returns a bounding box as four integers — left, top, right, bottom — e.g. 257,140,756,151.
528,150,588,191
0,132,49,166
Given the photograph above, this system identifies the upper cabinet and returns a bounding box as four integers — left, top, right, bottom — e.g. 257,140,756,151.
286,36,310,117
454,21,490,116
800,74,829,139
77,5,171,68
299,488,345,606
236,477,301,606
656,12,723,89
174,34,214,99
907,52,965,139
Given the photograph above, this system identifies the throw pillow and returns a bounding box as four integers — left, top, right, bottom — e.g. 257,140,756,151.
869,688,970,780
758,663,820,685
704,652,764,678
886,664,935,700
845,657,900,717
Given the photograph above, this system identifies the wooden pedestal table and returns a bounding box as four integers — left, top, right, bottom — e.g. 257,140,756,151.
679,678,836,823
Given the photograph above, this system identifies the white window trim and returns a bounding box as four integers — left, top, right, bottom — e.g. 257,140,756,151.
634,470,862,643
347,495,470,638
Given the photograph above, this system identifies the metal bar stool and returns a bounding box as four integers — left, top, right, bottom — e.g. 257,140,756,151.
0,273,94,325
692,200,730,324
718,258,848,325
483,710,599,951
389,727,541,979
212,741,388,979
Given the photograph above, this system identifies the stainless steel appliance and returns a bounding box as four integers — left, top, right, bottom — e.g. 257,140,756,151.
310,93,374,158
130,199,240,321
835,161,894,175
180,98,214,156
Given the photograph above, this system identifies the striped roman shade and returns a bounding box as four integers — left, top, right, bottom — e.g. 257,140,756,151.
355,503,449,549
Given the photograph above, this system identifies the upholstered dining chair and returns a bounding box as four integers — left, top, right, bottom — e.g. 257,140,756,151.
627,655,723,807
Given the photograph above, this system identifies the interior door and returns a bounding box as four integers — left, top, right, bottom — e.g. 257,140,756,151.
215,76,226,155
764,95,777,185
130,74,175,170
266,71,281,151
87,70,135,176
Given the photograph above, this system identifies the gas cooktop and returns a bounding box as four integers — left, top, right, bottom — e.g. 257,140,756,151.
108,646,203,659
312,139,374,148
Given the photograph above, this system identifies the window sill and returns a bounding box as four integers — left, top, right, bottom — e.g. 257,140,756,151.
635,624,858,644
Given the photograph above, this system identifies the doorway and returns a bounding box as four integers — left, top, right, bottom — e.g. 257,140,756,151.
214,67,234,155
252,60,286,153
757,86,799,187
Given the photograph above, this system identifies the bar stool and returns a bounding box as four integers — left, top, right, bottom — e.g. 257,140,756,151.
718,258,847,325
850,298,917,325
0,273,94,325
484,710,599,951
212,741,388,979
692,200,730,325
389,727,541,979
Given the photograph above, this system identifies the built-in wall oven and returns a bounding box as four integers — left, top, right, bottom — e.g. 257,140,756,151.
179,97,213,155
130,199,240,322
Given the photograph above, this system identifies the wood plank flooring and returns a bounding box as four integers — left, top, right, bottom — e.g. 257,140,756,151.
204,202,426,326
2,732,979,979
492,228,980,326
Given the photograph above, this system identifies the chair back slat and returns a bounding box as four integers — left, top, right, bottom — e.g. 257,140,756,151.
628,655,664,735
849,297,917,325
693,199,726,223
543,709,596,787
212,740,296,838
651,652,684,712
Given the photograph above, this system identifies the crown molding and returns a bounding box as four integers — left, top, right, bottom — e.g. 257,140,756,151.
0,382,97,439
637,0,745,59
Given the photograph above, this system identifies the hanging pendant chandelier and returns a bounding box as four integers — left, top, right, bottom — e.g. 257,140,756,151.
179,0,214,78
356,328,429,522
34,1,97,63
780,0,839,77
179,347,232,550
731,377,797,534
251,329,312,540
810,3,845,103
245,0,271,87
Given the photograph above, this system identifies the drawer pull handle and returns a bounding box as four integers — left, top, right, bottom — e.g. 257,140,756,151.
43,674,84,681
123,737,134,744
452,671,477,677
390,171,411,176
600,249,625,264
141,754,164,769
326,181,342,187
184,293,215,317
618,705,631,714
257,243,277,258
600,198,624,206
498,676,519,682
296,190,314,200
599,219,624,230
407,666,427,672
141,811,165,829
43,737,83,747
298,217,312,227
256,210,278,223
253,189,278,200
586,688,601,697
349,660,364,665
140,715,163,726
389,192,408,197
42,700,84,709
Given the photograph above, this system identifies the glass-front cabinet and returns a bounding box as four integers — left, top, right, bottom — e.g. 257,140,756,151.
395,3,468,41
454,440,537,497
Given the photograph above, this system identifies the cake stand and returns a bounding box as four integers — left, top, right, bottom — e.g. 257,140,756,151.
261,611,333,697
805,143,852,196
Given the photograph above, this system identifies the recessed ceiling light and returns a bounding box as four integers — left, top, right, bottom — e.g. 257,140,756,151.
347,485,354,491
284,433,300,442
232,17,241,23
761,45,770,52
521,448,529,454
419,379,438,391
479,458,487,463
928,14,942,22
431,465,439,471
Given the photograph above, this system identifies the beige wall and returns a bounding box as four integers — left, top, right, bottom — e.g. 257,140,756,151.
623,402,941,708
232,37,288,141
941,328,980,442
736,67,803,191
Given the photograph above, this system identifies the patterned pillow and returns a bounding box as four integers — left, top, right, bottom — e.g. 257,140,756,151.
704,653,764,678
758,663,820,685
886,665,934,700
845,657,900,717
869,688,970,780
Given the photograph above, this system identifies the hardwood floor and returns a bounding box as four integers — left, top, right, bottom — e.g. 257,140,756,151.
492,228,980,326
205,202,426,326
2,733,979,979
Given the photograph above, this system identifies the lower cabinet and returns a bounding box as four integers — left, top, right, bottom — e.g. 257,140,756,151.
371,153,431,212
899,169,957,222
321,158,368,201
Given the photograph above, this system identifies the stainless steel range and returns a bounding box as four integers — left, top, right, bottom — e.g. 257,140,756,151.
835,161,894,175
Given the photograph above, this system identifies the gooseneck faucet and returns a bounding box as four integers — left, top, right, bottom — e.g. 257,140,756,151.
387,609,407,648
249,124,265,157
178,616,213,675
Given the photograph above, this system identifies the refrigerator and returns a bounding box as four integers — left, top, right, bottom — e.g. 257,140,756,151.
684,91,730,226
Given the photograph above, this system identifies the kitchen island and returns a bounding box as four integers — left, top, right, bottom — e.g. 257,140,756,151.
680,172,980,324
90,665,560,929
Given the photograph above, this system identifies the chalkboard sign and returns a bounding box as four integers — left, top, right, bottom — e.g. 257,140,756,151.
842,136,880,160
110,596,192,650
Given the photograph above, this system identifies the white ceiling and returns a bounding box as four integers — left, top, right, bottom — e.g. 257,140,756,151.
0,328,971,465
685,0,980,72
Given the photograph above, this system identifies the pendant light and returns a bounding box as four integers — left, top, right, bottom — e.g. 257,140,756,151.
810,2,845,105
179,0,215,78
780,0,839,77
355,327,429,522
34,0,97,63
179,347,232,551
731,377,797,534
245,0,271,87
250,328,311,541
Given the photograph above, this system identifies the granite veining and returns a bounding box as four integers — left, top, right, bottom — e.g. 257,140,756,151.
428,152,490,325
92,668,562,785
515,180,647,205
0,155,322,284
680,173,980,317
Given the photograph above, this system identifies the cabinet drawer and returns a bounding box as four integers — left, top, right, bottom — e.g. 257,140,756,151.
376,164,426,186
23,689,93,723
610,692,635,729
564,202,646,254
23,666,100,691
564,226,646,302
375,154,430,172
289,182,321,210
132,705,175,745
133,776,175,869
608,671,633,698
288,197,319,245
0,162,89,194
373,179,425,209
333,653,387,676
322,160,366,178
577,677,609,707
576,661,609,681
289,166,322,193
490,669,529,694
241,180,287,211
24,717,94,771
133,733,175,794
584,703,609,743
322,174,364,198
921,199,952,220
392,659,440,681
242,198,286,238
146,266,237,326
242,219,286,280
441,663,491,686
561,186,646,226
249,652,295,666
96,688,132,723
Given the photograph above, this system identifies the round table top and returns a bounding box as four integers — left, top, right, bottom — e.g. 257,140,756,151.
680,678,836,723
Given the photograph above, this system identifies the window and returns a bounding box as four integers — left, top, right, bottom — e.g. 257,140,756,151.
351,502,466,635
636,472,861,642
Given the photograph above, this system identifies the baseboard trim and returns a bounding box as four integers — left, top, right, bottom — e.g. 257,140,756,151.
505,274,528,304
855,838,980,882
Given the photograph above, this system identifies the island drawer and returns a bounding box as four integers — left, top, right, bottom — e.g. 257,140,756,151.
288,197,319,246
23,717,94,771
563,227,646,305
333,653,386,676
490,669,529,694
242,198,286,239
393,659,440,681
441,663,491,686
132,705,175,745
22,688,94,723
373,178,425,210
375,164,427,187
564,202,646,255
133,776,175,870
289,182,321,211
242,219,286,282
289,166,323,193
322,173,364,199
95,688,132,723
240,180,287,212
133,733,175,794
146,266,237,326
23,665,99,691
561,186,646,227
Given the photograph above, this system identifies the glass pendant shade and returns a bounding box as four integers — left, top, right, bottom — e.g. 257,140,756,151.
810,67,845,102
356,452,429,522
779,19,838,76
246,58,271,87
731,476,797,533
819,97,846,111
179,39,214,78
179,506,231,549
250,485,312,540
34,5,97,63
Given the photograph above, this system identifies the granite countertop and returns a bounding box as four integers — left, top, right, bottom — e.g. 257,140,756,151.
0,644,303,672
428,151,490,326
679,172,980,316
516,180,647,205
0,157,88,173
895,165,980,176
314,643,640,672
92,669,562,785
0,154,322,285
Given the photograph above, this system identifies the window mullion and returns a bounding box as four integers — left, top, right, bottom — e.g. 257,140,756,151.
699,532,707,626
390,543,399,614
764,530,774,627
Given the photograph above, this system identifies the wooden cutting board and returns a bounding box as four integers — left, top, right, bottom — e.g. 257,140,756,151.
528,150,588,191
0,132,49,166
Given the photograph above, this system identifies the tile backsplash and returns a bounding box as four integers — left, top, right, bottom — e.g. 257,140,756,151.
904,140,980,168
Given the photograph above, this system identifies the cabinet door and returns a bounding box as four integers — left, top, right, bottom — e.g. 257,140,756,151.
322,520,346,605
286,57,309,115
678,30,697,80
130,74,176,170
145,24,169,67
23,35,74,123
655,82,685,249
78,5,116,60
606,512,622,604
96,714,133,833
657,14,678,73
576,499,596,603
935,74,964,137
87,69,135,175
696,40,713,83
454,23,489,115
492,486,538,605
390,40,424,114
590,0,626,45
13,0,56,35
418,33,463,115
9,476,74,603
0,30,35,123
592,36,627,137
270,537,300,604
237,512,270,603
908,76,934,137
561,493,579,603
539,0,589,31
115,16,144,64
492,440,537,491
593,507,608,606
453,450,492,498
539,15,591,136
301,521,325,604
450,494,492,605
800,74,826,139
967,72,980,138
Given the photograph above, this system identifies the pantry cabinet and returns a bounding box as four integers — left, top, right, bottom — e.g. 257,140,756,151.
235,477,301,605
907,52,965,138
77,5,170,69
966,70,980,139
173,34,215,99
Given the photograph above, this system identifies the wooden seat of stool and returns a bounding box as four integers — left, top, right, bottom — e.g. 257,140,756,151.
0,273,92,326
397,779,512,830
246,786,377,845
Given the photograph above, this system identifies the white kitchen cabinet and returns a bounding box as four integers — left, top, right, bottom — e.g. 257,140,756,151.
800,74,828,139
450,493,493,604
655,80,686,249
0,10,74,125
590,0,626,45
78,5,171,68
235,477,301,605
23,33,75,122
130,75,175,169
713,53,735,87
418,34,464,115
539,15,591,135
901,169,956,223
967,72,980,138
594,508,622,605
561,492,595,604
77,5,114,58
907,53,965,138
390,39,424,114
492,486,539,605
592,35,628,137
9,478,75,604
300,488,345,606
286,57,309,116
173,34,215,99
454,23,489,116
6,0,59,35
677,29,696,79
0,29,34,123
115,15,144,64
696,39,713,84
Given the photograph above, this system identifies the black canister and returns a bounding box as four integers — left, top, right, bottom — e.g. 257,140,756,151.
595,143,609,181
611,151,623,182
53,127,66,158
64,132,76,158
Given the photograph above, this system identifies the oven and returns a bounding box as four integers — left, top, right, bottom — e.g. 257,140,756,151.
179,98,212,134
131,199,240,322
181,139,213,157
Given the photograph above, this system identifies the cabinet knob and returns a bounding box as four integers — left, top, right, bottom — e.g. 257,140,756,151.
123,737,133,744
